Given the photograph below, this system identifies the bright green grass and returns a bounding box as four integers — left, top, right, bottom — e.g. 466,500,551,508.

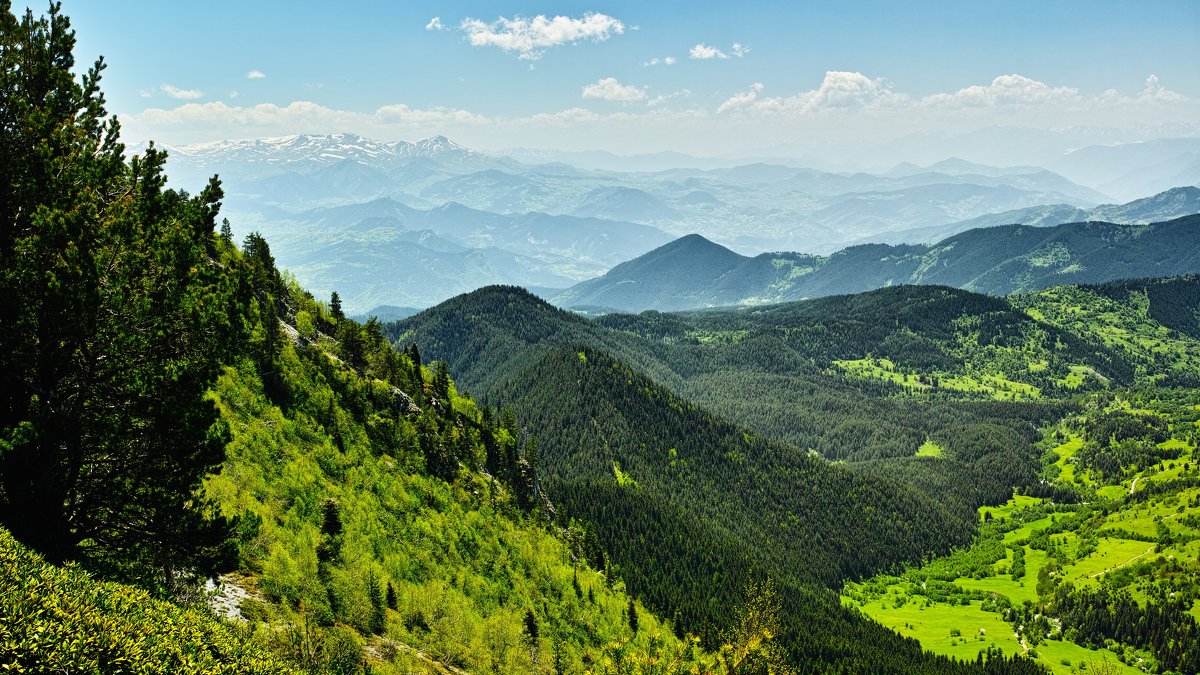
854,595,1018,662
916,439,944,458
1051,435,1084,484
850,593,1141,675
1002,517,1054,545
956,548,1047,607
1032,639,1143,675
834,358,928,389
1102,509,1162,539
1096,484,1128,500
833,359,1041,400
1059,538,1156,586
979,494,1042,523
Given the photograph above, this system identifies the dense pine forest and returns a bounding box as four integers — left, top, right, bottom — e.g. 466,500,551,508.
3,4,1199,675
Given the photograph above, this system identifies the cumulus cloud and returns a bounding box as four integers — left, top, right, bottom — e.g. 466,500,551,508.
373,104,489,125
1136,74,1184,104
689,43,724,59
689,43,748,60
582,77,647,102
717,82,764,113
920,74,1077,108
246,70,266,80
460,12,624,60
161,83,202,100
425,16,444,31
719,72,902,114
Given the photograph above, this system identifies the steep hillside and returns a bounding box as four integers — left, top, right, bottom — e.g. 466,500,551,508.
198,281,720,674
553,215,1200,313
1013,276,1200,387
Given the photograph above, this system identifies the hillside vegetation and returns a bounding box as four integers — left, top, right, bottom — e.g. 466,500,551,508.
844,389,1200,675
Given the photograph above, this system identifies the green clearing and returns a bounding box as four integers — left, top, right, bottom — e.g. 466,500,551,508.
979,494,1042,523
1058,538,1156,586
916,439,944,458
832,358,1043,400
1050,435,1084,484
956,548,1047,606
848,391,1200,674
849,590,1142,675
1002,517,1053,545
855,596,1017,662
833,357,928,389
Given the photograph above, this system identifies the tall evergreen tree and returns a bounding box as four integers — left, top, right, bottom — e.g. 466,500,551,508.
0,2,248,591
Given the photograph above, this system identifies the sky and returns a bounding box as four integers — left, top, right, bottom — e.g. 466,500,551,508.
58,1,1200,162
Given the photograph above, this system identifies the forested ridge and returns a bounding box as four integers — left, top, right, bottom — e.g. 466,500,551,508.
395,279,1200,673
551,218,1200,313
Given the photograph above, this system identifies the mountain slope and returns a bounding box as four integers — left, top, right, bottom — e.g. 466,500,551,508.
552,234,748,311
553,215,1200,313
871,186,1200,245
491,347,1037,672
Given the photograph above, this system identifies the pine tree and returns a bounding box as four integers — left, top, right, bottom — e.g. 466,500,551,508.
0,2,249,591
330,291,344,323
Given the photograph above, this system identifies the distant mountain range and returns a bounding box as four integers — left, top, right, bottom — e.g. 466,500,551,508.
148,133,1200,312
552,214,1200,313
857,185,1200,245
249,197,673,311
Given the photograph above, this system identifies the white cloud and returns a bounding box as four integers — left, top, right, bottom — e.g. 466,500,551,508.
717,82,764,113
460,12,623,60
373,104,489,126
689,43,748,60
228,90,239,99
920,74,1077,108
1136,74,1184,104
648,89,692,108
643,55,677,67
582,77,647,102
719,73,902,115
689,43,725,59
139,88,154,98
425,16,445,31
246,70,266,80
161,83,202,100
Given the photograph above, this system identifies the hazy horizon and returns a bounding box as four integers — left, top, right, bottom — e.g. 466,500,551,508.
62,1,1200,169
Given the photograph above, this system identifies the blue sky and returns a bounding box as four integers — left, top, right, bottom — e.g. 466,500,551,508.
60,1,1200,158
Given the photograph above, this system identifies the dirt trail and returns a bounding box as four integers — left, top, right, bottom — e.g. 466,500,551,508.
1088,545,1155,579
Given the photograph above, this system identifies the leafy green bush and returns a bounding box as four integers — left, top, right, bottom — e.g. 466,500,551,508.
0,526,294,674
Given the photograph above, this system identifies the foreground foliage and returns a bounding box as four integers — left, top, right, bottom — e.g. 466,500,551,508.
0,526,295,674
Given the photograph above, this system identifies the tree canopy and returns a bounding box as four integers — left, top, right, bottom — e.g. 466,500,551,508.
0,1,249,591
